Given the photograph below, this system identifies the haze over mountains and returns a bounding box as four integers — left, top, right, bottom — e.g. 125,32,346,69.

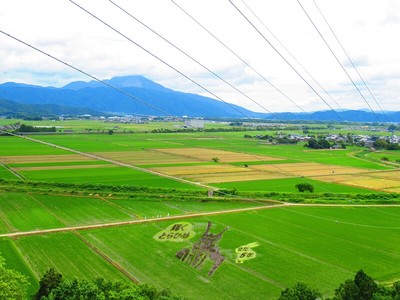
0,75,398,122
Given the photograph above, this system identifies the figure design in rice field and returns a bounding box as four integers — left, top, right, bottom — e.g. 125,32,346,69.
176,222,228,276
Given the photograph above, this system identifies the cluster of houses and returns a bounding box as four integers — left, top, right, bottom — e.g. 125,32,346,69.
255,132,399,149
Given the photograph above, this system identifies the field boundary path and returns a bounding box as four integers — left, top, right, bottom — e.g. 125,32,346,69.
2,202,400,239
347,150,399,168
0,130,214,190
0,203,289,238
0,161,25,180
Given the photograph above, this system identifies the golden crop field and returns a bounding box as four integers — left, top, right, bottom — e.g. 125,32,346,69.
313,170,400,192
0,154,95,164
152,147,282,162
249,162,370,176
12,164,117,171
150,164,251,176
340,178,400,190
186,171,290,183
93,150,199,165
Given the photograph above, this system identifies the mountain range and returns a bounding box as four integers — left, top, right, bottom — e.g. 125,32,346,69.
0,75,398,122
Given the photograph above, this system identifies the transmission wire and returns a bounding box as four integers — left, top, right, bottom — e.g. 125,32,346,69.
108,0,273,114
311,0,390,122
237,0,357,124
228,0,346,123
296,0,382,123
67,0,251,119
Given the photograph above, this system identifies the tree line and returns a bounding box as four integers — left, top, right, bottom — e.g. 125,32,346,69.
0,257,184,300
279,270,400,300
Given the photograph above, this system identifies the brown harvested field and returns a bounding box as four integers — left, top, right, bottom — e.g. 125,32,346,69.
385,187,400,193
149,164,252,176
188,172,290,183
152,148,282,162
312,174,370,183
93,150,199,165
249,162,369,176
366,170,400,180
13,164,117,171
340,178,400,189
150,164,291,183
0,154,95,164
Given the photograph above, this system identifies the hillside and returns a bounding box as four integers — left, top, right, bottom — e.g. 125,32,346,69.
0,98,103,118
0,75,398,121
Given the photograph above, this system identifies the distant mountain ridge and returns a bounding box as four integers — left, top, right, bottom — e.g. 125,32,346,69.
0,98,102,118
0,75,398,122
62,75,168,92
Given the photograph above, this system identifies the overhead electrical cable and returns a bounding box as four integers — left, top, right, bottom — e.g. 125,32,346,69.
91,0,338,161
0,30,171,117
0,29,318,186
170,0,306,114
176,0,356,126
311,0,390,122
228,0,346,123
68,0,250,119
237,0,351,117
296,0,382,123
108,0,273,114
68,0,340,174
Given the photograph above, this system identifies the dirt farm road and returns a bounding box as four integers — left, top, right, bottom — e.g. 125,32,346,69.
0,130,216,190
2,202,400,238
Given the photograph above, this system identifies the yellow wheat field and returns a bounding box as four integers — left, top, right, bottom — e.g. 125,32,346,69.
0,154,95,164
93,151,198,165
13,164,117,171
152,148,282,162
188,172,290,183
150,164,251,176
340,178,400,189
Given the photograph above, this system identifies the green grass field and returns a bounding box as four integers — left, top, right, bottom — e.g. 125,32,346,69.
0,164,18,179
79,206,400,299
0,125,399,299
14,232,127,281
3,206,399,299
0,192,262,234
18,166,202,189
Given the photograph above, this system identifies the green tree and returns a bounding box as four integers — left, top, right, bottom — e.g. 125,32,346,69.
373,139,388,150
334,270,378,300
295,183,314,193
34,268,63,300
354,270,378,300
212,157,220,163
279,282,321,300
306,138,331,149
41,277,184,300
0,255,29,300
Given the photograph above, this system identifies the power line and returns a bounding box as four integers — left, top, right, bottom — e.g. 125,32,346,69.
108,0,272,114
0,29,319,188
228,0,346,124
70,0,347,178
296,0,382,123
170,0,306,114
67,0,250,119
1,28,337,192
237,0,351,118
0,30,171,117
311,0,390,122
111,0,343,154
